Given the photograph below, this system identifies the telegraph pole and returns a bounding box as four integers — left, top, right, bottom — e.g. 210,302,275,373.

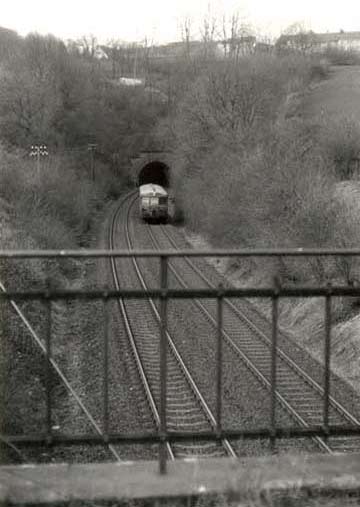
29,145,48,179
87,143,97,181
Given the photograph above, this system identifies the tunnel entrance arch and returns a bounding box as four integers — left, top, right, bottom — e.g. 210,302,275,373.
138,161,170,188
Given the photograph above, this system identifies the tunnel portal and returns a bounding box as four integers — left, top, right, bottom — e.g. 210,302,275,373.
138,161,169,188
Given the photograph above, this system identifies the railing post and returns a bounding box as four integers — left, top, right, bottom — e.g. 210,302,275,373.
45,290,52,444
159,255,168,474
270,276,280,450
323,284,332,435
103,293,109,441
216,284,224,437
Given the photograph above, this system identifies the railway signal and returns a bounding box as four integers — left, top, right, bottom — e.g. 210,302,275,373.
29,144,48,179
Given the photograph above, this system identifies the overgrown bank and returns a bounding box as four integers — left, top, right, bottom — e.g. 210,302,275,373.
0,144,127,462
171,54,359,269
0,28,166,461
168,54,360,390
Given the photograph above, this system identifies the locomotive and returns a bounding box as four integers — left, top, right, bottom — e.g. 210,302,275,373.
139,184,168,222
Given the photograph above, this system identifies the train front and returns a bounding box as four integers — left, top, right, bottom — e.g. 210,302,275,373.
139,184,168,222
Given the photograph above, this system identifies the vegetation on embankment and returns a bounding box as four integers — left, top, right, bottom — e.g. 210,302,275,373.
0,27,167,253
166,51,360,392
169,53,360,286
0,28,166,461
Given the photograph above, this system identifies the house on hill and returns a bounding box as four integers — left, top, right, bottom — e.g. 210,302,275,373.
254,41,274,53
218,36,256,57
149,40,221,60
276,31,360,53
149,38,257,61
315,31,360,51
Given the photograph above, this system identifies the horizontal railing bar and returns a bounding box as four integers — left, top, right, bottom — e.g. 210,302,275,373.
2,286,360,300
2,248,360,258
3,426,360,446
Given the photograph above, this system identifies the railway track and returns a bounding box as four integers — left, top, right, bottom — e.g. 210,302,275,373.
109,193,237,459
139,207,360,454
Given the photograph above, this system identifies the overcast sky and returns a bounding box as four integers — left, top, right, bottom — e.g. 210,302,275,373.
2,0,360,43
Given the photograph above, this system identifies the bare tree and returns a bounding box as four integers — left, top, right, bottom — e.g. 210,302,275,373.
180,16,192,60
107,39,123,79
221,13,255,60
0,35,69,145
142,36,155,96
221,13,239,58
0,26,22,62
78,34,98,59
199,5,217,61
277,22,316,54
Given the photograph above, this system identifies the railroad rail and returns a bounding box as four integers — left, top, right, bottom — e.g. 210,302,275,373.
110,193,236,469
1,190,360,474
146,217,360,454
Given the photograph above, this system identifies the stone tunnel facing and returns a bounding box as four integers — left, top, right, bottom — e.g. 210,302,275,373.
138,161,169,188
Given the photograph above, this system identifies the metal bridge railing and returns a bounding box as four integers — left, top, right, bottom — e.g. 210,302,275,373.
1,249,360,474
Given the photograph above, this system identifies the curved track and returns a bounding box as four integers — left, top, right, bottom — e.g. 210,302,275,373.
135,205,360,454
109,193,237,459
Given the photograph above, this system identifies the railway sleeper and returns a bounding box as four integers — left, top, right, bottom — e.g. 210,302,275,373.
168,412,208,421
166,402,204,410
167,407,207,416
174,449,224,458
166,384,195,393
147,375,186,385
167,418,209,427
279,387,313,394
151,387,192,398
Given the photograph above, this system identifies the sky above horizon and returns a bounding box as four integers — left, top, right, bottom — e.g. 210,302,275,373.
2,0,360,44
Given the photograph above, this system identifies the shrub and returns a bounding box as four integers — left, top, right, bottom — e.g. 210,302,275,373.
171,50,360,285
309,58,330,80
323,45,360,65
0,142,124,252
319,116,360,179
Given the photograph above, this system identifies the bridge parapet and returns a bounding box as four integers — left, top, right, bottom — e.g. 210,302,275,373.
3,454,360,505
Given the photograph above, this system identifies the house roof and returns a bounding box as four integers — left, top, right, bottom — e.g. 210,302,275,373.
220,36,256,45
316,31,360,42
277,31,360,46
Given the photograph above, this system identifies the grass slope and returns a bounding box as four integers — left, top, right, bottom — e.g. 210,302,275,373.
301,65,360,120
